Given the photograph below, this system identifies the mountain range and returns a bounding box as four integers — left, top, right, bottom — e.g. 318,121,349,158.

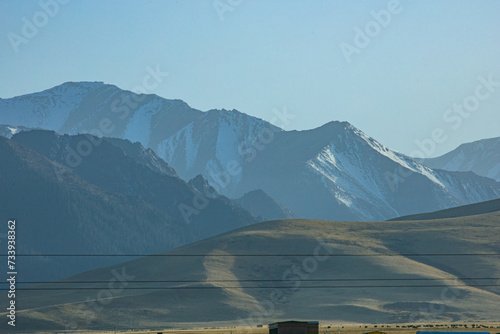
0,131,263,283
1,81,500,331
1,82,499,222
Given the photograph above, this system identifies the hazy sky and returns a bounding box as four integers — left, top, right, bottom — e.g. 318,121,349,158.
1,0,499,157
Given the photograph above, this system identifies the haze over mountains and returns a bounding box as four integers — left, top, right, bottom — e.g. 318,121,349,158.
1,81,499,331
420,137,500,182
10,130,257,242
0,131,259,283
1,82,499,222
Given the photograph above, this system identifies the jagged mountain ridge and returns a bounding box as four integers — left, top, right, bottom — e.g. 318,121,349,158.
3,131,258,282
104,137,178,177
188,174,219,199
11,130,257,239
1,82,499,221
232,121,500,220
0,136,188,283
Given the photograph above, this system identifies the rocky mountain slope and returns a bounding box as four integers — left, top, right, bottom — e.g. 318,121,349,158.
235,189,297,221
0,136,188,283
1,132,258,283
1,82,499,221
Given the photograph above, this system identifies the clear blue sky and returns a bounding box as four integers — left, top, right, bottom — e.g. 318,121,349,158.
1,0,499,157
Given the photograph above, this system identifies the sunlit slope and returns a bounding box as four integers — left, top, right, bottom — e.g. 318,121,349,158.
5,213,500,331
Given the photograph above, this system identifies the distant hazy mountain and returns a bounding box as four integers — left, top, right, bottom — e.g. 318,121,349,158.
2,82,499,221
0,81,277,192
10,211,500,331
4,131,257,282
12,130,256,238
0,136,188,283
420,137,500,181
235,189,297,221
0,82,199,142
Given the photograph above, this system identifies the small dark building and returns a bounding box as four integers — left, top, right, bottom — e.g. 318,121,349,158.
269,321,319,334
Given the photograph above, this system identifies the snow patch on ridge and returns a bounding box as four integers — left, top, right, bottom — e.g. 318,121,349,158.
183,123,200,170
7,127,19,136
0,82,105,132
307,143,398,217
123,100,164,146
352,127,446,189
156,121,201,172
215,120,240,167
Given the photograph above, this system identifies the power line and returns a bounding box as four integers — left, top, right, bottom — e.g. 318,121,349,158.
3,253,500,257
3,277,499,284
2,284,500,291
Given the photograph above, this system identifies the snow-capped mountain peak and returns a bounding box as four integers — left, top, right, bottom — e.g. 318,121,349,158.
1,82,498,222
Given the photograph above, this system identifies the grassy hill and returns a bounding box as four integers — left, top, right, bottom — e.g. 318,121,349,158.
389,198,500,221
3,209,500,331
